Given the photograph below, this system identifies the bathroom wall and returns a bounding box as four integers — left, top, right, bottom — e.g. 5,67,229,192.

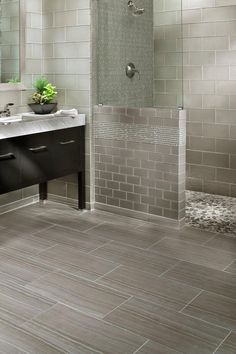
96,0,153,107
185,1,236,196
155,1,236,197
0,0,42,213
42,0,92,207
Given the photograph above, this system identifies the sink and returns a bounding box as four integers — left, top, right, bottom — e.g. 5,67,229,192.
0,115,22,124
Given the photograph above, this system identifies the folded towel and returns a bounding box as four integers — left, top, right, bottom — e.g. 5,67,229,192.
22,113,55,119
54,108,78,118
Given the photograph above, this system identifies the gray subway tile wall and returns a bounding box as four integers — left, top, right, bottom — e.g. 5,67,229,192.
94,106,186,224
155,1,236,196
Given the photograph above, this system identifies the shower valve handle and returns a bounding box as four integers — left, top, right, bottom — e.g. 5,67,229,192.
126,63,140,79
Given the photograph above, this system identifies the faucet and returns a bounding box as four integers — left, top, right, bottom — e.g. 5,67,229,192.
0,103,14,117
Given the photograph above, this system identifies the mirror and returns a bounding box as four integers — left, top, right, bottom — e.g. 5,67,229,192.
0,0,21,85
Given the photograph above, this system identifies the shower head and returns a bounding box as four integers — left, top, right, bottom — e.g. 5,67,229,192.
128,0,145,16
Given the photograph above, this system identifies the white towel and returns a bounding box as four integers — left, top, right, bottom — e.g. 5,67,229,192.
54,108,78,118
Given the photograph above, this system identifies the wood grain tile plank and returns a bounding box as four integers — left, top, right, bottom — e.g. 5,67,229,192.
135,340,182,354
0,319,65,353
0,281,56,326
182,291,236,330
150,238,235,270
31,303,147,354
215,332,236,354
96,265,201,311
204,234,236,254
26,271,129,318
0,248,56,285
91,241,178,276
85,223,166,249
33,244,119,280
163,261,236,300
34,225,109,252
105,297,229,354
137,224,217,245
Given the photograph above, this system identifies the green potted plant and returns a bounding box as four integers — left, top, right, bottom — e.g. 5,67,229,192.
29,77,57,114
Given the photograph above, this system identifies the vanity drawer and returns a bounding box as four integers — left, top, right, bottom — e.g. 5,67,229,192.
0,139,21,193
52,127,83,176
18,132,54,187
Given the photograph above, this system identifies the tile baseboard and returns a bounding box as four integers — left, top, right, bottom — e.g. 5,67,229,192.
95,202,185,230
0,195,39,215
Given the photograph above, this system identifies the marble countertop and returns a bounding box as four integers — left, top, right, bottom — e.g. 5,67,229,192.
0,114,86,140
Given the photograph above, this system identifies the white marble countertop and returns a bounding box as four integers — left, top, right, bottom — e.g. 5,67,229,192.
0,114,86,140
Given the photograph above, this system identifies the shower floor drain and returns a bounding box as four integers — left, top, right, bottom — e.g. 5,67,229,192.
186,190,236,235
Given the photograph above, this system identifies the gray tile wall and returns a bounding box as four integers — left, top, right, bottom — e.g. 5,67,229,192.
94,106,186,224
184,1,236,196
95,0,153,107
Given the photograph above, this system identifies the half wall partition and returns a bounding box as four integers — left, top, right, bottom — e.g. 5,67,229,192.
92,0,185,227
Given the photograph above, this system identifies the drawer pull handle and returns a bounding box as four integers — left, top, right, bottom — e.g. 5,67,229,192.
60,140,75,145
0,152,15,161
29,145,47,153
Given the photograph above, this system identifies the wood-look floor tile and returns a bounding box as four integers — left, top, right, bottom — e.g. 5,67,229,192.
225,261,236,274
136,340,182,354
182,291,236,331
216,332,236,354
37,209,103,232
0,281,55,326
96,265,200,310
105,297,229,354
150,238,235,270
34,225,108,252
0,319,65,353
22,321,102,354
0,229,56,255
33,244,119,280
204,234,236,254
26,271,129,318
0,338,27,354
31,303,147,354
163,261,236,300
0,212,53,234
85,223,165,249
137,224,216,245
91,241,178,276
0,248,56,285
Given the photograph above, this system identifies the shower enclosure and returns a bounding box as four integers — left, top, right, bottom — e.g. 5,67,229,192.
93,0,185,227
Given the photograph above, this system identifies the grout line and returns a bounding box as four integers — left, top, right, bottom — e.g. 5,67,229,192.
158,260,181,278
102,295,133,319
223,258,236,271
95,264,122,282
82,221,106,233
21,302,59,328
132,339,150,354
212,330,232,354
30,223,57,236
179,289,204,313
146,236,168,250
201,234,218,246
87,240,114,254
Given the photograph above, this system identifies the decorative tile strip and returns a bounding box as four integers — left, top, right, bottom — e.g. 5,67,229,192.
94,122,185,146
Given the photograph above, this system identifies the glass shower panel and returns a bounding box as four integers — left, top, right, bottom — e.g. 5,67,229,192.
153,0,183,108
96,0,153,107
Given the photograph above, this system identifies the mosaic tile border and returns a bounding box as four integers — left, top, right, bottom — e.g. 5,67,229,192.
94,122,185,146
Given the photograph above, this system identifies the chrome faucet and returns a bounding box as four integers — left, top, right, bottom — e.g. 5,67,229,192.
0,103,14,117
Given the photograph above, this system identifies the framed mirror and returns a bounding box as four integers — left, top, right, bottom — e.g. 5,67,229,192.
0,0,25,90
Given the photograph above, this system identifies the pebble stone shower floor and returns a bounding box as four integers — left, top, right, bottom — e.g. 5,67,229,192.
186,190,236,235
0,200,235,353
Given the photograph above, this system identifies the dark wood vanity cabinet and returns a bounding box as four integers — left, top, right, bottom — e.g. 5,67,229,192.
0,126,85,209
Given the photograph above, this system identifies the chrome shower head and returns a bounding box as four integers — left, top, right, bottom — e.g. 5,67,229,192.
128,0,145,16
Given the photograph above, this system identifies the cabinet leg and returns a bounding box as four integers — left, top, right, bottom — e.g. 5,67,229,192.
39,182,48,201
78,171,85,210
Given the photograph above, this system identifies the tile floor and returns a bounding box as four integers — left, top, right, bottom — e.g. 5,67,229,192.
0,201,235,353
